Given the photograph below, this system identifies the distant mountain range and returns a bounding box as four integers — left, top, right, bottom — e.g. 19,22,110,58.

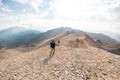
0,27,118,49
0,27,42,48
33,27,118,45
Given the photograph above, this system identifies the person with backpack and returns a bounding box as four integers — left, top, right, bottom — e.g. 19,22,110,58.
49,40,60,57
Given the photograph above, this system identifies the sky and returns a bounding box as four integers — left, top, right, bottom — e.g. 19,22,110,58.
0,0,120,41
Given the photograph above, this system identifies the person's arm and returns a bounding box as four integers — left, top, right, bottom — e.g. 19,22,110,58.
55,43,58,46
55,43,59,46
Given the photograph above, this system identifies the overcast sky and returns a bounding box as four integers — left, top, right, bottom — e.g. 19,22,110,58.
0,0,120,41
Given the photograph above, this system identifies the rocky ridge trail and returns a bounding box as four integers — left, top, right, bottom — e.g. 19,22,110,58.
0,46,120,80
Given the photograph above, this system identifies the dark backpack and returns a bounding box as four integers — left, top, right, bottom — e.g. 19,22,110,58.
50,42,55,48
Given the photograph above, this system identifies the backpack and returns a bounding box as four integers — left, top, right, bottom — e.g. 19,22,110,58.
50,42,55,48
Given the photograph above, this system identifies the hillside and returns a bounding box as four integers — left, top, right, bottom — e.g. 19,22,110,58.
0,49,22,60
59,33,100,48
0,32,120,80
0,46,119,80
88,33,118,45
102,43,120,55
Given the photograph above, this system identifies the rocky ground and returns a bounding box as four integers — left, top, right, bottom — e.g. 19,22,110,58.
0,46,120,80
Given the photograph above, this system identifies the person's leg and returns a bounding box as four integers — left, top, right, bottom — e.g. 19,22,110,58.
52,48,55,56
49,48,53,57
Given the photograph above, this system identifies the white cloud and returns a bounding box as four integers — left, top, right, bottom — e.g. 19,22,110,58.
49,0,120,23
30,0,43,13
13,0,44,13
12,0,27,4
12,0,120,23
0,0,13,14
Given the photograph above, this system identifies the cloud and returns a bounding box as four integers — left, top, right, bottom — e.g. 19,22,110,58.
1,0,120,26
0,15,19,26
13,0,50,13
48,0,120,23
0,0,13,14
0,0,2,4
12,0,41,13
110,5,120,22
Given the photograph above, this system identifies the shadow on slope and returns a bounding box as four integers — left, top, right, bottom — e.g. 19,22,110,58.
102,43,120,55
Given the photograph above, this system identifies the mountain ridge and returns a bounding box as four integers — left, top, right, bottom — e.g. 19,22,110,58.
0,27,118,49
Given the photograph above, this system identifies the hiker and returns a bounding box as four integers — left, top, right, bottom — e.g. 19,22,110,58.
49,40,60,57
